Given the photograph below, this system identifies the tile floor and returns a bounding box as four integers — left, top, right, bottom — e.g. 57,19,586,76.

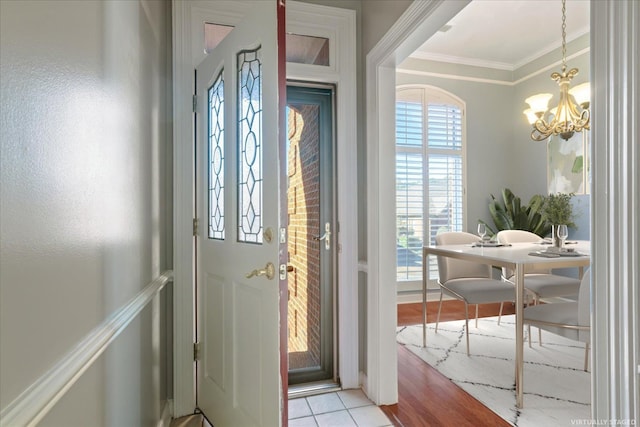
288,389,393,427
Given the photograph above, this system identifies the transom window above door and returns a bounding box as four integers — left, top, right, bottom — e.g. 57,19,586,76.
204,23,330,66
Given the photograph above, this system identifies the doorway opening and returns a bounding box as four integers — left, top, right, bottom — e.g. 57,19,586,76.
286,84,337,389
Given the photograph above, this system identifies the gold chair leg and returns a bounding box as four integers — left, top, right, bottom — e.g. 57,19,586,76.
584,342,590,372
435,291,444,333
498,302,504,325
475,304,479,328
538,328,542,346
464,303,470,356
536,294,542,345
524,294,540,347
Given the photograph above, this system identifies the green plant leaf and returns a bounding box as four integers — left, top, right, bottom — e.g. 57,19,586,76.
489,199,513,230
480,188,550,237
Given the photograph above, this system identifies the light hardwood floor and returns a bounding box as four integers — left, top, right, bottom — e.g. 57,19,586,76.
379,301,515,427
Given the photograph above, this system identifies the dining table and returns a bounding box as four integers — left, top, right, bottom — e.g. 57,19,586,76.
421,240,591,408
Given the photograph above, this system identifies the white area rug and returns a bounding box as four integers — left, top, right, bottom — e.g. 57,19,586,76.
397,315,591,426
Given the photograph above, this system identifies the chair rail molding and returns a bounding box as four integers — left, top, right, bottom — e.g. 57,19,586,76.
0,271,173,427
590,0,639,422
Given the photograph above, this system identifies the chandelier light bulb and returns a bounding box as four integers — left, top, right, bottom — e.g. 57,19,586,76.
525,93,553,116
523,109,538,125
569,82,591,108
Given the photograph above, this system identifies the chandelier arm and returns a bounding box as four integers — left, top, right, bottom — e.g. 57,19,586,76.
533,118,554,136
579,109,591,130
531,128,548,142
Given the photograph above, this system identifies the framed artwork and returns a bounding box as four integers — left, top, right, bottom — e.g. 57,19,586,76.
547,131,590,194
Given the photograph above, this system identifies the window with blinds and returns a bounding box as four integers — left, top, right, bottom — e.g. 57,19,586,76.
396,87,465,282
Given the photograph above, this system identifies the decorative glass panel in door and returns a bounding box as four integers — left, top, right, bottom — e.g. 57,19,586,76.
238,48,263,244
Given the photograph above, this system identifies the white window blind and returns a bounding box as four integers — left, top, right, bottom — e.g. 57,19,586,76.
396,87,465,282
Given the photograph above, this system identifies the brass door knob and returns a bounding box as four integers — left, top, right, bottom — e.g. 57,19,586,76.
246,262,276,280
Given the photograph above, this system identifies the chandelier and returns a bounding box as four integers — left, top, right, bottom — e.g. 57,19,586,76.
523,0,590,141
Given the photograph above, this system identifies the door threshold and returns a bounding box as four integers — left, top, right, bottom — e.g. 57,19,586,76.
288,381,341,399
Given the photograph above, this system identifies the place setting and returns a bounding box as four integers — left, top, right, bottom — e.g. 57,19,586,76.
528,225,587,258
471,224,512,248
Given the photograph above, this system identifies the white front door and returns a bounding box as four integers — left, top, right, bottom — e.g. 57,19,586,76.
195,2,286,425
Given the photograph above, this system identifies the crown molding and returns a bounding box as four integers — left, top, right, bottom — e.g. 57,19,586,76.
513,27,590,70
399,46,590,86
513,47,590,85
409,51,514,70
409,27,591,73
396,67,513,86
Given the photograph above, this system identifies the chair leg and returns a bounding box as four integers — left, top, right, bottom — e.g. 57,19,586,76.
533,294,543,345
526,290,536,306
475,304,479,328
584,342,590,372
528,324,532,348
435,291,444,333
498,302,504,325
464,303,470,356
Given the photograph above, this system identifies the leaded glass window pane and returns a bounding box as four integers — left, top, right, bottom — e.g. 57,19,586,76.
208,70,225,240
238,48,263,243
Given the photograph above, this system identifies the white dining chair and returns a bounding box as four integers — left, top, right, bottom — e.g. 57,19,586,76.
524,269,591,371
435,231,516,356
496,230,582,345
495,230,581,304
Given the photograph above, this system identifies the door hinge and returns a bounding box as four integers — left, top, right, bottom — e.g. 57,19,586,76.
193,218,199,236
193,341,201,361
192,94,197,112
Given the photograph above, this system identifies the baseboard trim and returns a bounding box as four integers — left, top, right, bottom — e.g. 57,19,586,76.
0,271,173,427
397,291,451,304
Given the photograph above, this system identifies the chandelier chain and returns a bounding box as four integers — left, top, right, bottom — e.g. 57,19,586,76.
561,0,567,73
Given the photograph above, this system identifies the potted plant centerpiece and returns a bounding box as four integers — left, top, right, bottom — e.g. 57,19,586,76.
541,192,576,250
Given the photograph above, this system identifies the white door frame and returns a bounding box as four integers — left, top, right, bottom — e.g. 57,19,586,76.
366,0,638,421
364,0,470,405
286,1,359,392
172,0,358,416
590,0,639,421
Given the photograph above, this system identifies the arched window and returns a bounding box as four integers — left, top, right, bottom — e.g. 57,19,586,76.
396,86,466,282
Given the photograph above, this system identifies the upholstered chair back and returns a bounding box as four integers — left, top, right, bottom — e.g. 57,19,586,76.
435,232,492,283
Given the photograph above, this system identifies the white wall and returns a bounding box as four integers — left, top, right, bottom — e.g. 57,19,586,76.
0,0,172,425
